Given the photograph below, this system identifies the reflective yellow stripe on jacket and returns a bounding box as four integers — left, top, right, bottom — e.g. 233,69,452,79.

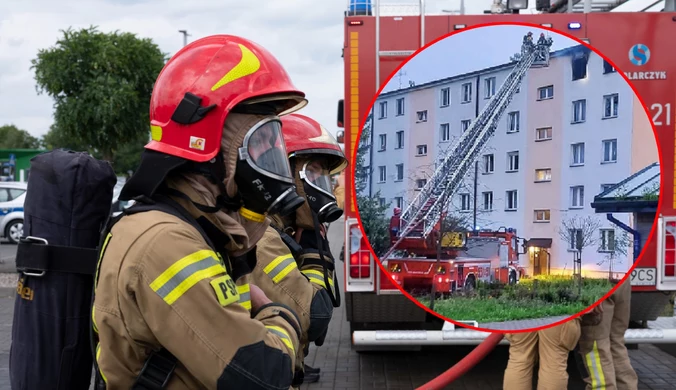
301,269,334,290
265,325,295,355
263,254,297,283
237,283,251,311
150,250,225,305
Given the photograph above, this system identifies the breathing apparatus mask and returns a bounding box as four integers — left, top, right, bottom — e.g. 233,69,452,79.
234,117,305,217
299,159,343,224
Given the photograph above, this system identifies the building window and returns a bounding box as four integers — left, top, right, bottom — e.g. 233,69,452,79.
572,99,586,123
507,111,520,133
396,98,405,116
378,166,386,183
572,54,588,80
416,110,428,123
440,123,450,142
483,154,494,174
460,193,471,211
570,185,585,208
569,229,583,250
602,139,618,163
378,101,387,119
601,183,615,193
535,169,552,182
482,191,493,211
507,151,519,172
461,83,472,103
600,229,616,252
416,179,427,189
603,94,619,119
395,196,403,209
534,209,551,223
440,87,450,107
379,197,386,206
396,164,404,181
535,127,553,141
461,119,472,132
506,190,518,211
378,134,386,151
603,60,616,74
396,131,404,149
571,143,585,166
484,77,496,99
416,144,428,156
537,85,554,100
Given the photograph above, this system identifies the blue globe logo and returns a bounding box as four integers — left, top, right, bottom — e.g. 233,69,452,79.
629,44,650,66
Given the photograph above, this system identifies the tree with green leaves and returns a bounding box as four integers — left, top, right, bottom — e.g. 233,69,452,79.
355,112,391,257
31,26,166,166
0,125,41,149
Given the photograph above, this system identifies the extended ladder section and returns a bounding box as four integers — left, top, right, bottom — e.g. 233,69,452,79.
380,35,553,262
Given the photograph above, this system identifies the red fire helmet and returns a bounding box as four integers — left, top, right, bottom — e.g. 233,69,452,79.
281,113,348,175
146,34,308,162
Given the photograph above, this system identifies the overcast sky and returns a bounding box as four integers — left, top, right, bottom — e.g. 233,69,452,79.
382,25,579,93
0,0,546,139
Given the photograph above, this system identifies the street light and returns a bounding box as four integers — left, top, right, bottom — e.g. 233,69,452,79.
178,30,190,47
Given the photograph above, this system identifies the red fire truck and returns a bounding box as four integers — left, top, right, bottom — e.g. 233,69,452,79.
338,1,676,347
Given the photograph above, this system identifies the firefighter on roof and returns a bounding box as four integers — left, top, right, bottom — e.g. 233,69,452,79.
92,34,310,389
576,278,638,390
258,113,348,385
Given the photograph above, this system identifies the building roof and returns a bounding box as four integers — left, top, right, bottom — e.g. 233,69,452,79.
377,44,589,99
591,162,660,214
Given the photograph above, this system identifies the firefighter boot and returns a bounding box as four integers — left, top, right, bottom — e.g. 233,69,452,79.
305,364,321,374
536,319,581,390
609,280,638,390
503,331,539,390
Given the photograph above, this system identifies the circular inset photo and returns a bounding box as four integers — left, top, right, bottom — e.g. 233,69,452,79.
354,23,661,332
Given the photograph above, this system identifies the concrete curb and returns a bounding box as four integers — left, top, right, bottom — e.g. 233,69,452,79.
0,273,18,289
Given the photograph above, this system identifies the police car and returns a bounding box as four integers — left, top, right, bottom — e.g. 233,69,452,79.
0,181,27,244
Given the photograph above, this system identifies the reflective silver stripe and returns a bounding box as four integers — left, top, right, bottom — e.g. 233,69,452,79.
266,255,296,282
154,256,220,299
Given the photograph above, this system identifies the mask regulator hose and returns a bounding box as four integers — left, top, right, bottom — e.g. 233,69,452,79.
414,333,504,390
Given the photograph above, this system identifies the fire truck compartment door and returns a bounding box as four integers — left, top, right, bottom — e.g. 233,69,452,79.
499,244,508,268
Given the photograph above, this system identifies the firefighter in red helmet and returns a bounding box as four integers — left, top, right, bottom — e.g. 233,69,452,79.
249,113,348,386
92,35,309,389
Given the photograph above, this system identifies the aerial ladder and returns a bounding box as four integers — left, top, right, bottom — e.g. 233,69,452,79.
380,33,554,263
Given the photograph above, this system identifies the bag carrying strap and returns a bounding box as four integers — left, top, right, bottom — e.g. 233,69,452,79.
269,225,303,259
131,348,178,390
15,238,99,276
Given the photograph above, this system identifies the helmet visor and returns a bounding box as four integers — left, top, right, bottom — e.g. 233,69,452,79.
302,160,335,197
246,119,293,180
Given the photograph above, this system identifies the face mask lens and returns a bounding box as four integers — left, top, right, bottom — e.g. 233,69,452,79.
303,160,334,195
246,120,293,179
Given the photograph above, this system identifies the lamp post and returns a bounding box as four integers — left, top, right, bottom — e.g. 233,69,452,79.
178,30,190,47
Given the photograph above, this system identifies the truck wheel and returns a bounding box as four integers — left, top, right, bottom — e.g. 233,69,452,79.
464,276,476,291
509,270,517,286
5,219,23,244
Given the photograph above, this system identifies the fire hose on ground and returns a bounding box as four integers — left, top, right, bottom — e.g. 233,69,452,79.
415,333,505,390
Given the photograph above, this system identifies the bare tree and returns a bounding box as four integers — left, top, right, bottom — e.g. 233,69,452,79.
596,228,631,280
558,215,602,291
558,214,602,252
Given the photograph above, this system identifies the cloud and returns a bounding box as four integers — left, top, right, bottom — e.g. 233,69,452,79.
0,0,346,138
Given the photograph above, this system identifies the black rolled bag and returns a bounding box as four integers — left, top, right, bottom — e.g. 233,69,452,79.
9,149,116,390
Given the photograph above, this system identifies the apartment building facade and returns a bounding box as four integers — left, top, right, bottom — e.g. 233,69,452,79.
367,44,657,276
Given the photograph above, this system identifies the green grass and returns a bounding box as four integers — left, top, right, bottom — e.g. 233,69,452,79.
417,276,613,323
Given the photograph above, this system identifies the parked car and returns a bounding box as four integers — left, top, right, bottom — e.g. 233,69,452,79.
112,177,135,217
0,182,27,244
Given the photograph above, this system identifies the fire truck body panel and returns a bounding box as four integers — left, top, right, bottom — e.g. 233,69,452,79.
341,8,676,345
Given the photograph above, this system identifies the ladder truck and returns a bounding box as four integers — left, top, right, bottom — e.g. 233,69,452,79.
338,1,676,350
381,34,552,297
